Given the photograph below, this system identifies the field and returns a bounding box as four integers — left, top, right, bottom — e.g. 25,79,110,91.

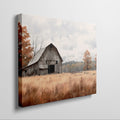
19,71,96,107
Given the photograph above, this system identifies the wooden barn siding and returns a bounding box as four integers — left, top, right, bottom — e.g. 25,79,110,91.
22,63,39,76
40,69,48,75
40,46,62,74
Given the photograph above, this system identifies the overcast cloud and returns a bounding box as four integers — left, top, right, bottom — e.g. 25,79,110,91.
20,14,96,63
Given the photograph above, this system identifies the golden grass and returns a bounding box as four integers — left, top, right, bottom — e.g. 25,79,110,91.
19,71,96,107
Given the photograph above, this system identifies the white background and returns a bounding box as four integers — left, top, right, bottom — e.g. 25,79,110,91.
0,0,120,119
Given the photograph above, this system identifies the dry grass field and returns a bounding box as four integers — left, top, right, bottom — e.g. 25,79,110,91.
19,71,96,107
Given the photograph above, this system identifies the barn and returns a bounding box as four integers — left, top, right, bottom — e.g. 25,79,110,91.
21,43,63,76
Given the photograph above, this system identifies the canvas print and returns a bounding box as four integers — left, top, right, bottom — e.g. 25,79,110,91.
18,14,96,107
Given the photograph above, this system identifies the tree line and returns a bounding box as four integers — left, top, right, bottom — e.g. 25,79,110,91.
62,51,96,73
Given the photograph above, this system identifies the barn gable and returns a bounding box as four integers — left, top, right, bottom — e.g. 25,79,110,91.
28,43,63,67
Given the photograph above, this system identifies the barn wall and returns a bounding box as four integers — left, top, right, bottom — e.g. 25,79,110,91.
38,45,62,74
40,69,48,75
22,62,40,76
55,61,62,73
55,64,59,73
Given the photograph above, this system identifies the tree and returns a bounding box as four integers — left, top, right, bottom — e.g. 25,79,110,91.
32,35,45,56
18,22,33,70
95,54,97,69
83,50,92,70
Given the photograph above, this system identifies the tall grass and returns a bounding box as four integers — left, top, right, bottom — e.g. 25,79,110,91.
19,71,96,107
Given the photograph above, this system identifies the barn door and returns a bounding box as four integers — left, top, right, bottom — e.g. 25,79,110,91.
48,65,55,74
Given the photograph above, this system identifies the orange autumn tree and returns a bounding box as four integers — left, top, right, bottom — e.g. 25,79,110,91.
18,22,33,71
83,50,92,70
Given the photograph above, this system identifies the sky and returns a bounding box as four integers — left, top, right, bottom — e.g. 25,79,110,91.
19,14,96,63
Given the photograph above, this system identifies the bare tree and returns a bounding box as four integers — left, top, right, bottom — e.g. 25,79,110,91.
32,35,44,56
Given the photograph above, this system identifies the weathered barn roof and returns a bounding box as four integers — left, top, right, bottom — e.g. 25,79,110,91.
25,43,63,68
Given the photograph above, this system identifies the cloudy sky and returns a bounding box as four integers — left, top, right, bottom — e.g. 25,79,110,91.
19,14,96,63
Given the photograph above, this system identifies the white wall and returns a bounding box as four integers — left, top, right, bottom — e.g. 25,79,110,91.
0,0,120,119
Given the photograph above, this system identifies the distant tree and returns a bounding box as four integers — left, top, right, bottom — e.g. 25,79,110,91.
95,54,97,69
18,22,33,70
83,50,92,70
